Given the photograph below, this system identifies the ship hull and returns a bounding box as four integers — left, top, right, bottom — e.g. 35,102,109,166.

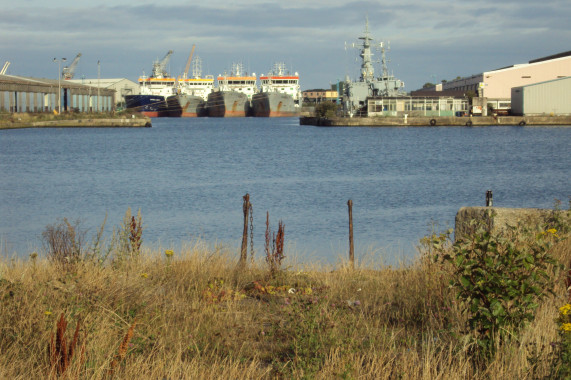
177,94,207,117
125,95,170,117
251,92,299,117
206,91,251,117
164,94,208,117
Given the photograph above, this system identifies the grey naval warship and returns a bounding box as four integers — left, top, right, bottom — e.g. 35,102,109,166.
343,18,406,116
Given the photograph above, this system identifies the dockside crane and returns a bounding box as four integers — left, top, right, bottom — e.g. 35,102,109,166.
182,44,196,80
0,61,10,75
152,50,174,78
62,53,82,79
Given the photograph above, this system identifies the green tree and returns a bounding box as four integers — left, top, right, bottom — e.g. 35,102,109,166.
314,102,339,118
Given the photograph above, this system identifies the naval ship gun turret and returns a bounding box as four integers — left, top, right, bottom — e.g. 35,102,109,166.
343,17,405,115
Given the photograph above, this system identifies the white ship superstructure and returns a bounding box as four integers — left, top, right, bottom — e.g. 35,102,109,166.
252,62,301,117
259,62,301,102
216,63,258,101
177,56,214,100
125,50,177,117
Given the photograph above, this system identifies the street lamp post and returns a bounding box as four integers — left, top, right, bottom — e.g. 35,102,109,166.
97,60,100,112
53,57,67,114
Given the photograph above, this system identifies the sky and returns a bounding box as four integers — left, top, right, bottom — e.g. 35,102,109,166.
1,0,570,91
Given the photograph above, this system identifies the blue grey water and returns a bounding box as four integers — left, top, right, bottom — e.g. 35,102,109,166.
1,118,570,264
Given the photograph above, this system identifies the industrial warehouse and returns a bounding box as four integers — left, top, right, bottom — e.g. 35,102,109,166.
0,56,138,114
422,51,571,116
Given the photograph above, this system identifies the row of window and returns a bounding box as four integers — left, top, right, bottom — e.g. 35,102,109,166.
261,80,298,85
222,81,257,85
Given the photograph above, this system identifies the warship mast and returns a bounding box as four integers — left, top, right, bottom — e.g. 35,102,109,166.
343,17,405,116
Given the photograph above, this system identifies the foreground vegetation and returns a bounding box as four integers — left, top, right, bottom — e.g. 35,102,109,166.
0,207,570,379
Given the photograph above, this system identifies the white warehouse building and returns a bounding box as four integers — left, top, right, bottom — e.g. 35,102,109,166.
425,51,571,115
67,78,139,107
511,76,571,116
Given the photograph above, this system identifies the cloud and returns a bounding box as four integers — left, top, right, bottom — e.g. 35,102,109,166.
1,1,569,90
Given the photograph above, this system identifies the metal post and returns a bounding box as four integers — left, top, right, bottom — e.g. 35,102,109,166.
348,199,354,269
53,57,66,114
97,60,100,112
239,193,251,268
486,190,493,207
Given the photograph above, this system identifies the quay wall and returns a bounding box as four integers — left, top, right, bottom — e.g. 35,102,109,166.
301,115,571,127
0,115,152,129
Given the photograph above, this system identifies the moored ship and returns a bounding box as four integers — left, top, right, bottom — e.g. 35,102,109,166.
252,62,301,117
125,50,177,117
206,63,257,117
166,48,214,117
342,17,406,116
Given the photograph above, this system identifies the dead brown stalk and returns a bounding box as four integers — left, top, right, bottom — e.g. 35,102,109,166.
107,318,137,378
129,214,143,255
264,211,285,274
47,313,85,378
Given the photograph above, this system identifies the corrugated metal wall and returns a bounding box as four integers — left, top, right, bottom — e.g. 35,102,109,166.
511,77,571,115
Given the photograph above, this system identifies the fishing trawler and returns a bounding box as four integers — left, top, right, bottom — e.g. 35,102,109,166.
206,63,257,117
251,62,301,117
125,50,177,117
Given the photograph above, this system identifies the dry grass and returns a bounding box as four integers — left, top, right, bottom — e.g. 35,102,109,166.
0,236,568,379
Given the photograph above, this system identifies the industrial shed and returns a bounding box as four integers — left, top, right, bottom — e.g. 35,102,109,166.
419,51,571,115
511,76,571,116
0,74,115,113
67,78,138,107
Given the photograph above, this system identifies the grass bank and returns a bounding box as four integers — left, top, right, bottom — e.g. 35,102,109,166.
0,212,569,379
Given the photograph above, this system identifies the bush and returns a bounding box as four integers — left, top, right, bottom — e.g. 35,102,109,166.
42,218,86,266
435,219,562,360
314,102,339,118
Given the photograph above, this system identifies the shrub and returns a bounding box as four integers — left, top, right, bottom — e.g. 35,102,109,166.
314,102,339,118
111,208,144,265
42,218,86,266
552,303,571,378
435,220,562,360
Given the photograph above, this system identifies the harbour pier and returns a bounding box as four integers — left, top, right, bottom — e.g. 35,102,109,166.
300,115,571,127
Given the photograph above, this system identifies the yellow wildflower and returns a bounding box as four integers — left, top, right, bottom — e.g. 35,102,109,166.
560,304,571,316
547,228,557,235
140,273,149,279
44,311,52,316
560,323,571,332
164,249,174,257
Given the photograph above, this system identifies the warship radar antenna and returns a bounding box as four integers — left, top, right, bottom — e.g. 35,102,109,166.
357,16,375,82
380,41,390,79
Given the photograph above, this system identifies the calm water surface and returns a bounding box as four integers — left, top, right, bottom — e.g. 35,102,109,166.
1,118,570,264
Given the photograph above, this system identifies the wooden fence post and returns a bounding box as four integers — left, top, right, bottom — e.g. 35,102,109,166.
348,199,354,269
239,193,250,268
